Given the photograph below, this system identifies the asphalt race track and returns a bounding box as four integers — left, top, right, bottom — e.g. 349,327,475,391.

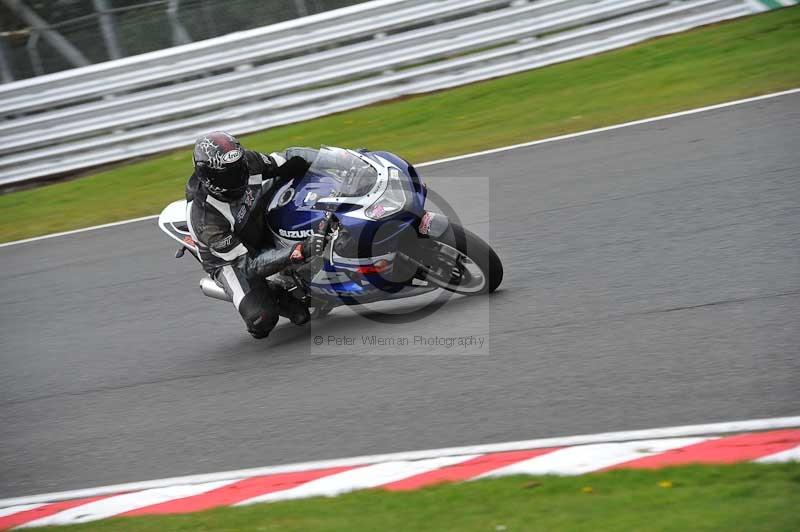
1,93,798,498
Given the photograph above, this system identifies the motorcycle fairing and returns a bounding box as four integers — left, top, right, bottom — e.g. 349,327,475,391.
158,199,199,257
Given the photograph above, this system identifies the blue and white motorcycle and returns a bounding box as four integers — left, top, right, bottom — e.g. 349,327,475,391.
158,146,502,317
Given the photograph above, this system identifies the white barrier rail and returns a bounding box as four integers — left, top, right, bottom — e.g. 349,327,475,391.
0,0,788,186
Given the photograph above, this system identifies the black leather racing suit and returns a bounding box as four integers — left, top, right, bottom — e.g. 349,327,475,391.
185,149,312,338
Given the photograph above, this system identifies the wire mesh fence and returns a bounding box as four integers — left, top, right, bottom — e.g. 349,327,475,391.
0,0,368,82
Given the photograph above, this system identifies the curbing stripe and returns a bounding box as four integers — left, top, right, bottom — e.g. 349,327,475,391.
605,428,800,469
1,415,798,509
236,455,479,506
0,428,797,529
382,448,559,491
16,482,238,529
0,427,798,528
478,437,712,477
0,505,42,519
120,466,354,516
1,87,799,250
0,497,110,530
756,444,800,463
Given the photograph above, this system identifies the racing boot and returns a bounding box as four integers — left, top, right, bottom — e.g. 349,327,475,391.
268,282,310,326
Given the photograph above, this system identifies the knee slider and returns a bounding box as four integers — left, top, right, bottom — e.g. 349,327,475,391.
239,288,279,337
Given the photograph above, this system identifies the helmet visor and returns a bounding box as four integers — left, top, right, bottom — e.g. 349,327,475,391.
199,161,248,198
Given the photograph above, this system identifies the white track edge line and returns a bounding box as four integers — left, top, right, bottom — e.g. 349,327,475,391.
1,415,798,508
414,87,800,167
1,87,798,250
0,215,159,249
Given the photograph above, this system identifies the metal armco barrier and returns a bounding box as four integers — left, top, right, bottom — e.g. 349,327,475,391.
0,0,793,186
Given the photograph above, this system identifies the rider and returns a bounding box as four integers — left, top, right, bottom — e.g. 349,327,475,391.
185,131,324,339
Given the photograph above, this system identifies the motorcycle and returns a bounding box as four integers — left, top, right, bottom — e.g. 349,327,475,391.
158,146,502,318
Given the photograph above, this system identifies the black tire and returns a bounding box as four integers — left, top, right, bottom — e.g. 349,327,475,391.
424,223,503,295
309,303,334,319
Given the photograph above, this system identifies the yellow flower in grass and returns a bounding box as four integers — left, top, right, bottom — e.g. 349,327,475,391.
658,480,673,489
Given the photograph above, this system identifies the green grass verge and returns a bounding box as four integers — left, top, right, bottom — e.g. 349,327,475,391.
34,463,800,532
2,7,799,243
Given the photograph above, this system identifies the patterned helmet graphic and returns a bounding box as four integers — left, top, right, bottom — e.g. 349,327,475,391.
193,131,248,199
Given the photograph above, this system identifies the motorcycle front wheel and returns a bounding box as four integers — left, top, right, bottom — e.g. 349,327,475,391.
413,223,503,295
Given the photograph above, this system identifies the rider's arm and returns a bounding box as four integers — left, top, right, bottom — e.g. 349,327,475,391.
204,223,295,278
254,149,313,186
238,236,328,278
193,199,315,278
239,246,296,279
203,223,321,279
202,219,296,277
239,229,328,278
265,148,317,166
202,227,310,285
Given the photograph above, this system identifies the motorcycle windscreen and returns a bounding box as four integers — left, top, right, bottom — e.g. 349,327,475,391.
309,146,378,197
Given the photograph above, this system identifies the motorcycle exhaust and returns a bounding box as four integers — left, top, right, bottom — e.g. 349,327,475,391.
199,276,232,302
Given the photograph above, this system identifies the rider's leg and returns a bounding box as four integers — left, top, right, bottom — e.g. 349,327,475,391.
216,266,280,339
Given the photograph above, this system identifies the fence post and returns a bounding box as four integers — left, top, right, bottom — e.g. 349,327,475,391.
166,0,192,46
294,0,309,17
93,0,123,60
0,35,14,83
25,28,43,76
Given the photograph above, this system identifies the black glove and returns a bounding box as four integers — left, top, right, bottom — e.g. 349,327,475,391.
276,156,310,181
291,219,330,262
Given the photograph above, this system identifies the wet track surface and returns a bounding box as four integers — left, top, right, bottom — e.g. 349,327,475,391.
1,93,798,497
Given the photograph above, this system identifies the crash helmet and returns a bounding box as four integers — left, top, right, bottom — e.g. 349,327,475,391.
192,131,249,200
